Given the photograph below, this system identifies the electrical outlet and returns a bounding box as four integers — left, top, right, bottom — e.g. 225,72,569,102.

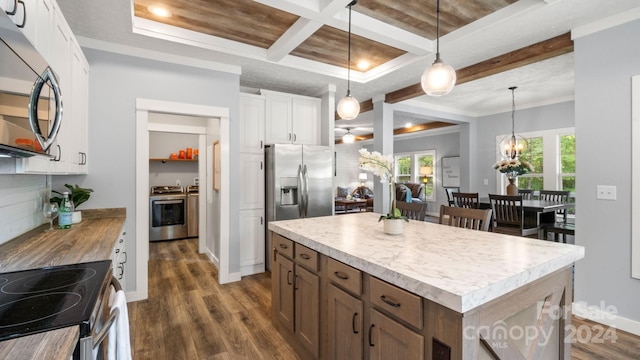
176,180,181,186
596,185,616,200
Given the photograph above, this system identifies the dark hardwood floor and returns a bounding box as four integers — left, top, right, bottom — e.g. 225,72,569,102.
128,238,640,359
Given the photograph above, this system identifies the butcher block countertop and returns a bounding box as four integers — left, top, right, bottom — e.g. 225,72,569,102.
0,208,126,360
268,212,585,314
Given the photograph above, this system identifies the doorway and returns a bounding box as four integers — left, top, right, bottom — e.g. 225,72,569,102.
134,98,230,302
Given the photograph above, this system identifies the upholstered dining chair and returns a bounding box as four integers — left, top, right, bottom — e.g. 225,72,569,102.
517,189,535,200
452,192,480,208
444,187,459,206
438,205,492,231
488,194,538,237
396,201,427,221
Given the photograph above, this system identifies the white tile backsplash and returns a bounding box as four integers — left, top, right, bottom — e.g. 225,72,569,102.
0,174,47,245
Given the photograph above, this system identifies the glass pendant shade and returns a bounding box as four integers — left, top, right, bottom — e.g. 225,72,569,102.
342,129,355,143
421,58,456,96
337,94,360,120
498,133,528,160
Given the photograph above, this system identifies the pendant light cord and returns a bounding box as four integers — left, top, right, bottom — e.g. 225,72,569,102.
435,0,441,60
510,86,517,135
346,1,355,96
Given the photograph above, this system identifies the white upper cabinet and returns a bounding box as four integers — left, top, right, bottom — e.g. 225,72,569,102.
239,94,265,154
263,90,320,145
13,0,89,174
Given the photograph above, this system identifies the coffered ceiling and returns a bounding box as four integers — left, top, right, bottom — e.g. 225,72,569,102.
57,0,640,139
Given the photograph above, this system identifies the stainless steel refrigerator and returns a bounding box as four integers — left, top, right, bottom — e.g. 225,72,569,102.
265,144,333,270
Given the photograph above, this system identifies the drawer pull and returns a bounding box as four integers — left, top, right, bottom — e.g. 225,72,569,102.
273,247,277,261
334,271,349,280
380,295,401,308
287,270,293,285
279,243,288,249
352,312,359,334
299,253,311,260
368,324,375,347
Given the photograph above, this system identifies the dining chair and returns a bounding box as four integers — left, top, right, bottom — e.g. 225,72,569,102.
396,201,427,221
444,187,459,206
488,194,538,237
518,189,535,200
539,190,571,222
452,192,480,208
438,205,492,231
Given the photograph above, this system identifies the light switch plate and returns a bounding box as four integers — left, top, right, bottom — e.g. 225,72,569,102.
483,179,489,185
596,185,616,200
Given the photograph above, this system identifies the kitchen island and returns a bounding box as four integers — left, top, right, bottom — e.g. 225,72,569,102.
268,212,584,359
0,208,126,360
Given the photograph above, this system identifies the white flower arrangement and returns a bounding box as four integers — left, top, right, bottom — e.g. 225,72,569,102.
358,149,407,222
493,158,534,178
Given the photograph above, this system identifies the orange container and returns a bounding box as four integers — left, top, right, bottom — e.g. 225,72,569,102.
179,150,185,159
170,153,177,159
186,147,193,159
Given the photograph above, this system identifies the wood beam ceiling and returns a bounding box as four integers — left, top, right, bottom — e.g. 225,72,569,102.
335,121,455,144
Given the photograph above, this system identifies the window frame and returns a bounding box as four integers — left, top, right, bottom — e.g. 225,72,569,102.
394,150,437,201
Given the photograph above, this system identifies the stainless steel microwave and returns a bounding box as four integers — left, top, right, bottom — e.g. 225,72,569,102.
0,6,62,158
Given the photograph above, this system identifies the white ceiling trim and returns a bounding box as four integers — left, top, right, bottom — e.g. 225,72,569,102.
267,18,322,62
572,6,640,39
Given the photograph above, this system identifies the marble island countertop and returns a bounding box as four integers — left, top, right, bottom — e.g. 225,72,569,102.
268,212,584,313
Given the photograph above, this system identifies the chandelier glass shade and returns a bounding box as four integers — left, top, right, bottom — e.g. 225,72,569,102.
337,0,359,120
498,86,528,160
421,0,456,97
342,128,355,144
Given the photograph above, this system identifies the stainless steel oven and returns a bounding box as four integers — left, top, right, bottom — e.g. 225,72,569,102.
149,186,187,241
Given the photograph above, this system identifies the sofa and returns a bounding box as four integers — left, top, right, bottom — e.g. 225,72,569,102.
395,182,425,203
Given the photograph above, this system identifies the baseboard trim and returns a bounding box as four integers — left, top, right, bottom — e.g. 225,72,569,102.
573,302,640,337
240,263,265,277
125,290,147,303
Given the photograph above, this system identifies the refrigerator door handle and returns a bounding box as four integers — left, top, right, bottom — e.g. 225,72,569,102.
302,164,309,218
297,164,304,218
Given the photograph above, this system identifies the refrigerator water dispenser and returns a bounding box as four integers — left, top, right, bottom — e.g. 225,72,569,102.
280,177,298,205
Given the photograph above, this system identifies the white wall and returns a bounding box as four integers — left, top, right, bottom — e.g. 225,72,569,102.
0,172,47,245
574,18,640,325
53,48,240,293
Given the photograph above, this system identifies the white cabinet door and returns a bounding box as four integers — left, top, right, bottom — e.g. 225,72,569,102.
68,40,89,172
292,97,320,145
265,92,293,144
239,208,265,269
239,94,265,153
35,0,54,59
239,153,264,210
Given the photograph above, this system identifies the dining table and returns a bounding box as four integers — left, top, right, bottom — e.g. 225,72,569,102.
479,196,575,236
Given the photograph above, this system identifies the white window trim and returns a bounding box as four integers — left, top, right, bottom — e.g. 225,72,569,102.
495,127,575,193
394,150,437,201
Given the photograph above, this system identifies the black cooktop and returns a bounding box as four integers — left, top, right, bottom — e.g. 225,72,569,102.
0,260,111,342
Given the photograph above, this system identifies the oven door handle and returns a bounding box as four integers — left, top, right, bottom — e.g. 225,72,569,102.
153,199,183,205
91,276,122,350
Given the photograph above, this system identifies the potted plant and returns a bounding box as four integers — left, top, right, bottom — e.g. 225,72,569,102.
358,149,408,235
51,184,94,224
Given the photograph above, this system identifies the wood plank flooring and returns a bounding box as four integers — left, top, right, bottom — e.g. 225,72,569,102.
128,238,640,359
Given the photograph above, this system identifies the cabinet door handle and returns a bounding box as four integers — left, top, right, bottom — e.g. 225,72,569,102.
293,134,297,143
5,0,17,15
272,247,277,262
50,145,61,162
15,0,25,28
122,251,127,263
260,140,263,149
368,324,375,347
261,216,263,225
260,161,263,170
380,295,401,308
287,270,293,285
288,133,292,141
352,312,359,334
299,253,310,260
294,274,299,290
279,243,288,249
333,271,349,280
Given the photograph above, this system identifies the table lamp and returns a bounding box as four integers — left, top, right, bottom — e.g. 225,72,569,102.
358,172,367,186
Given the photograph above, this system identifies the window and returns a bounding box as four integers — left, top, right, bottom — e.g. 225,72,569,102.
495,127,576,207
394,150,436,201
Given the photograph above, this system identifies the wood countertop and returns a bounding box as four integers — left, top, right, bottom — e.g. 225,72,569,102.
268,212,585,313
0,208,126,360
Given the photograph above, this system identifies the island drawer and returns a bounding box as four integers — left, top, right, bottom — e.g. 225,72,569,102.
369,276,423,330
273,233,294,259
326,257,361,296
295,244,318,272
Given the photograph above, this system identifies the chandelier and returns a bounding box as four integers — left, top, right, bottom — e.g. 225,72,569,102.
498,86,527,160
420,0,456,96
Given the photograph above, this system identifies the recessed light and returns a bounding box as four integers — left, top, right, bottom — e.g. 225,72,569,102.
357,61,370,70
148,5,172,18
405,122,412,128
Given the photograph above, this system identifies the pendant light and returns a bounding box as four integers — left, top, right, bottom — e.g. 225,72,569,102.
336,0,360,120
498,86,527,160
342,128,355,144
421,0,456,96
